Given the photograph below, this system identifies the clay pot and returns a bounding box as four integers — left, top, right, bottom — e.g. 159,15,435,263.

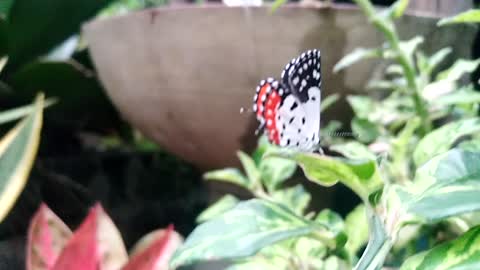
82,4,475,170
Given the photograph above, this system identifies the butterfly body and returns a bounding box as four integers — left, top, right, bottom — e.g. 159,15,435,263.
253,49,322,152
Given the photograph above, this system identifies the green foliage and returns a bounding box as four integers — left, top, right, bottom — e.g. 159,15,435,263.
173,1,480,269
413,118,480,166
400,225,480,270
196,194,239,223
438,9,480,26
333,48,382,73
344,204,368,255
268,150,382,202
392,149,480,223
4,0,115,72
0,94,44,222
170,199,345,268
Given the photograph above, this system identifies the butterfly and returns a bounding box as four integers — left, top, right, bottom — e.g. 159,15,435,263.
253,49,322,152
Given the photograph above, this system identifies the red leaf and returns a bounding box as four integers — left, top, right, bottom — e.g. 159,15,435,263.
52,203,128,270
122,225,183,270
26,203,72,270
51,204,99,270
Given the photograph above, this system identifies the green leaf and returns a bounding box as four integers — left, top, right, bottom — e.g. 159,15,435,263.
333,48,382,73
413,118,480,166
0,94,44,222
267,150,383,202
347,95,376,119
315,209,345,237
436,59,480,82
351,117,380,144
426,47,452,74
0,98,56,126
226,259,285,270
321,93,340,113
458,139,480,152
385,0,409,18
252,136,270,164
330,141,376,161
438,9,480,26
259,156,296,192
0,18,7,58
400,225,480,270
270,0,287,14
5,0,115,72
432,85,480,106
10,61,120,130
391,117,420,158
385,64,404,76
196,195,239,223
204,168,251,189
353,210,392,270
405,149,480,222
293,237,329,268
0,0,13,18
386,149,480,227
237,151,261,187
271,184,311,216
170,199,342,268
399,36,424,59
344,204,368,255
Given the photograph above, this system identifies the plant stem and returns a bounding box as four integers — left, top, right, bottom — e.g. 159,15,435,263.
353,0,432,135
354,212,392,270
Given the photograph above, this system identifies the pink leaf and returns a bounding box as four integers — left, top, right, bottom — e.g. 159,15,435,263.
52,203,128,270
26,203,72,270
122,225,183,270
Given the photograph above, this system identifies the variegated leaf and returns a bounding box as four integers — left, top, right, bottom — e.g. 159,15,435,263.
52,203,128,270
267,150,383,202
170,199,344,268
0,94,44,222
387,149,480,224
27,203,72,270
413,118,480,166
196,194,239,223
401,225,480,269
123,225,183,270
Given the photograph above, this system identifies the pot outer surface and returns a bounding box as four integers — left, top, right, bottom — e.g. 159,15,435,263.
83,4,475,170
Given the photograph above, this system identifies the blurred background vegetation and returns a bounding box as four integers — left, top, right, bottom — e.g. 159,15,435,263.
0,0,478,268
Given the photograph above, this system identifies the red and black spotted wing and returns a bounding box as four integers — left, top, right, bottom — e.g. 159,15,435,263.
253,50,322,152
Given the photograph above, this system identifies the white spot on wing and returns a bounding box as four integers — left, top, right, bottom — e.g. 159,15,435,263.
293,77,299,85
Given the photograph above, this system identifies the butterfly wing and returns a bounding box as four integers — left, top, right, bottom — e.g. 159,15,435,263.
253,78,321,151
276,87,320,151
253,49,322,152
281,49,322,150
281,49,322,103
